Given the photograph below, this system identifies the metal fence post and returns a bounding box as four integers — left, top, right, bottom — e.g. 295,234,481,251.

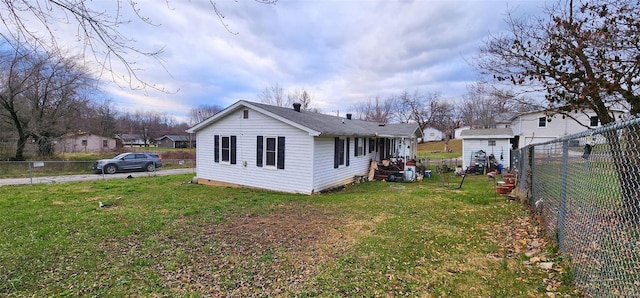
558,140,569,250
529,145,536,205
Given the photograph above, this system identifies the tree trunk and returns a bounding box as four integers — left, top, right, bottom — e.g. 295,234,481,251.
14,133,28,161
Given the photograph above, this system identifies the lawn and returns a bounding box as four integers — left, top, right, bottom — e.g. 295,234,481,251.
0,173,579,296
416,139,463,164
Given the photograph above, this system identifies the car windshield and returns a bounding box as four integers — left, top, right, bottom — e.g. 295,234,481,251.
112,153,129,160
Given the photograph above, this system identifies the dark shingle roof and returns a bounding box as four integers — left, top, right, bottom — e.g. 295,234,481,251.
189,100,423,138
156,135,190,141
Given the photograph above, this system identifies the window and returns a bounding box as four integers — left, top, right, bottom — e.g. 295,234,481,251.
538,117,547,128
338,139,345,165
355,138,365,156
221,136,230,162
81,139,87,146
590,116,599,127
488,140,496,146
266,137,276,166
214,135,236,164
243,110,249,119
256,136,285,169
102,140,108,148
334,137,350,168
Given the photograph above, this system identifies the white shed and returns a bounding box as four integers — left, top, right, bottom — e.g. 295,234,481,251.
422,127,445,142
460,128,513,173
186,100,423,194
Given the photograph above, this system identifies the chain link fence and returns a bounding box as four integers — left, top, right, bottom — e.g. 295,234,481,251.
0,159,196,181
512,116,640,297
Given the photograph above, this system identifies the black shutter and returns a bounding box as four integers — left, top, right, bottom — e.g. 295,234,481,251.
346,137,350,166
368,138,374,153
354,138,359,157
277,137,285,169
334,137,339,168
214,135,219,163
256,136,263,167
363,138,366,155
230,136,237,164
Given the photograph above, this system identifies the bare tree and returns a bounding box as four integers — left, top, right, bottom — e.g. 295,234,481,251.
188,104,223,126
459,82,540,129
258,83,289,107
287,89,313,110
477,0,640,219
299,90,312,110
394,90,443,128
351,96,396,123
0,40,96,159
0,1,277,90
120,110,172,146
259,84,315,110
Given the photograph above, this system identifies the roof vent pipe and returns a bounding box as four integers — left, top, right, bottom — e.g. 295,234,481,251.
346,113,352,120
293,103,302,112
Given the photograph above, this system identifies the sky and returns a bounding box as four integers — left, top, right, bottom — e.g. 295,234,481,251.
4,0,550,123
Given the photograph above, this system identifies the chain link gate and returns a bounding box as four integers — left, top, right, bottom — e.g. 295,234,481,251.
513,116,640,297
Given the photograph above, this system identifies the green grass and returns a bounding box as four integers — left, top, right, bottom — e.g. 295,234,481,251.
0,173,579,296
417,139,462,162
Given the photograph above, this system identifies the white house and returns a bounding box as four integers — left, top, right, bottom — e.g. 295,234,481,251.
460,128,513,172
454,126,470,139
186,100,423,194
510,109,625,149
421,126,445,142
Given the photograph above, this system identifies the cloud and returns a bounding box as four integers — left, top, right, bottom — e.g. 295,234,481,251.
0,0,547,122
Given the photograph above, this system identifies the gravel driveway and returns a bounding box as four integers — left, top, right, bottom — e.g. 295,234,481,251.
0,168,195,187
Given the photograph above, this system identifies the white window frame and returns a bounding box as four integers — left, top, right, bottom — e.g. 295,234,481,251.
264,136,277,167
356,137,364,157
338,138,346,166
538,117,547,128
220,136,231,163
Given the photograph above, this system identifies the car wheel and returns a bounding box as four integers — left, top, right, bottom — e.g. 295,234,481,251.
105,165,117,174
146,163,156,172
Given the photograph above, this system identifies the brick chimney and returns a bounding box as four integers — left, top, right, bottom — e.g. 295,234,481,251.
346,113,352,120
293,103,302,112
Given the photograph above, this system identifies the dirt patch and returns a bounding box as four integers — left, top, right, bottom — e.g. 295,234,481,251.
146,204,366,296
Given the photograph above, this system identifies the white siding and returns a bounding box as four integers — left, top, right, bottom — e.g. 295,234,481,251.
422,127,445,142
511,110,624,148
313,137,372,192
195,108,315,194
462,139,511,170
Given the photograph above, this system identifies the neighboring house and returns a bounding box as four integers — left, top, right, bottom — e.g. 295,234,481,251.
454,126,470,139
155,134,195,148
422,126,445,142
460,128,513,172
186,100,424,194
115,134,147,147
509,109,626,148
56,131,116,153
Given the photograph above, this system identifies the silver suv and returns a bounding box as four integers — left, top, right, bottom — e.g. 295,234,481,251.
93,152,163,174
